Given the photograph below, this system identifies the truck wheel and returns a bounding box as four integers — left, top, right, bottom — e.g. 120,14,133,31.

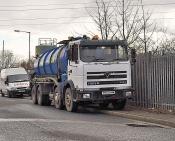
99,102,109,109
7,91,12,98
32,86,38,104
112,99,126,110
65,88,78,112
37,85,51,106
54,87,64,109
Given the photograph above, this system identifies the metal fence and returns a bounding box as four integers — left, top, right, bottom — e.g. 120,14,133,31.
132,53,175,112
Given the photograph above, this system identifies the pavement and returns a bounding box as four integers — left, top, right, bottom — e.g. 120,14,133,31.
100,108,175,128
0,96,175,141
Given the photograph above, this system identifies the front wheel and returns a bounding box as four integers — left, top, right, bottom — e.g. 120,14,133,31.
65,88,78,112
112,99,127,110
99,102,109,109
0,90,4,97
7,91,12,98
54,87,64,109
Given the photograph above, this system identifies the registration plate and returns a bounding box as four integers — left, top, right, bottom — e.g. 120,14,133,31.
18,90,25,92
102,91,115,95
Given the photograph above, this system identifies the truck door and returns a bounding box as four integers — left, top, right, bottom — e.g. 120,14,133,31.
68,43,83,88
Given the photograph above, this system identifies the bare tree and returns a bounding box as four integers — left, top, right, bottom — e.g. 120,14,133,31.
88,0,114,39
113,0,143,47
88,0,144,47
137,0,157,53
20,59,34,70
0,50,18,70
88,0,159,54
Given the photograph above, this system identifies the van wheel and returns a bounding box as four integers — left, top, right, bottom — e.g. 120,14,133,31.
54,87,64,109
65,88,78,112
32,86,38,104
112,99,126,110
19,94,23,98
7,91,12,98
0,90,4,97
99,102,109,109
37,85,51,106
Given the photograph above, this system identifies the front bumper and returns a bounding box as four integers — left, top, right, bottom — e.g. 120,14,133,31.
9,88,31,95
74,87,134,103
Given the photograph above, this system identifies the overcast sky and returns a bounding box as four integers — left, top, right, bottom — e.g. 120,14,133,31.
0,0,175,59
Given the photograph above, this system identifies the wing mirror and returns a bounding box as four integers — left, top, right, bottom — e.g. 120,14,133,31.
72,46,78,63
67,49,72,60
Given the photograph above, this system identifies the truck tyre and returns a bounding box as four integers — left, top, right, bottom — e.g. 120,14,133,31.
37,85,51,106
54,87,64,109
7,91,12,98
65,88,78,112
99,102,109,109
32,85,38,104
112,99,126,110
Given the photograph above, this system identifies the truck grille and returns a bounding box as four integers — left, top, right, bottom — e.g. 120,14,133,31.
87,71,127,85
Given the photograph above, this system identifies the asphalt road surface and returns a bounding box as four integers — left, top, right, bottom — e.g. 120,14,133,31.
0,96,175,141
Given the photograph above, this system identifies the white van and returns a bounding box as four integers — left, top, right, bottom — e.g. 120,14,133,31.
0,67,31,98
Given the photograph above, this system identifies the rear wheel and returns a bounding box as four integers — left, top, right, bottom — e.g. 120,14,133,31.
112,99,127,110
54,87,64,109
65,88,78,112
32,85,38,104
37,85,51,106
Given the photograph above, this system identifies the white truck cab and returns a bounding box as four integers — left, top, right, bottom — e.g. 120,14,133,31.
66,39,134,110
0,67,31,98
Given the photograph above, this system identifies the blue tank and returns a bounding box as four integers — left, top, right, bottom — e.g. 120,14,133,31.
34,45,68,77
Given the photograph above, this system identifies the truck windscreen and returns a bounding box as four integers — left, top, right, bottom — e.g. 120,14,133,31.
80,45,127,62
7,74,29,83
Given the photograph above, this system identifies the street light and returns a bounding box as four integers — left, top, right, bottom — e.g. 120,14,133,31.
14,30,31,63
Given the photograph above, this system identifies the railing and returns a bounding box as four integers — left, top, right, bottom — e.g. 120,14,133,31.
132,53,175,112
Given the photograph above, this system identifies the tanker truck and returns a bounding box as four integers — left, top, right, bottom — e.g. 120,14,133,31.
31,36,135,112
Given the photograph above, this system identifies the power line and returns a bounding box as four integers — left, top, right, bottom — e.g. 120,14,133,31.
0,21,94,27
0,16,90,22
0,10,175,22
0,2,93,7
0,2,175,8
0,2,175,12
0,17,175,27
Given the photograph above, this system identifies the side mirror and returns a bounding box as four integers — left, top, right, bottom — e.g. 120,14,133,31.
72,47,78,63
67,49,72,60
131,48,136,63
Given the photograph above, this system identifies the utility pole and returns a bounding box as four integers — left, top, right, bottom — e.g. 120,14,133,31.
122,0,125,40
141,0,147,53
2,40,4,69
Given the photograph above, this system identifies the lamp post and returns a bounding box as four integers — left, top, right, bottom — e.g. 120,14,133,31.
14,30,31,63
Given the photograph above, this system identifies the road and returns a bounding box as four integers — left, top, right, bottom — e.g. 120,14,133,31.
0,96,175,141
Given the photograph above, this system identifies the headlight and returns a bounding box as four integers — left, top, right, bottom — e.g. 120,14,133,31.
126,92,132,97
83,94,90,99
